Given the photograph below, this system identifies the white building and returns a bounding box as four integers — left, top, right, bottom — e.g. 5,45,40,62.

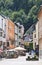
0,15,6,50
14,23,18,46
14,22,24,47
33,22,39,50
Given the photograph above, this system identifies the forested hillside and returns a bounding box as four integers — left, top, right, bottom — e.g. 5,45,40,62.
0,0,42,32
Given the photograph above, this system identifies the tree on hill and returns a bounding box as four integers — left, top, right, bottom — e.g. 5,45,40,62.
0,0,42,32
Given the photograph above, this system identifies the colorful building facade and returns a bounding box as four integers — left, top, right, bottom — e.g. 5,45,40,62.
33,5,42,59
0,15,24,50
38,6,42,59
6,18,15,49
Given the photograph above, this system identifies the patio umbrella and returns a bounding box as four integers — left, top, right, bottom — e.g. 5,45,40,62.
14,47,26,51
7,49,16,52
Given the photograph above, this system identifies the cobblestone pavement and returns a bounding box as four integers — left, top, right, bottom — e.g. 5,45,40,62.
0,53,42,65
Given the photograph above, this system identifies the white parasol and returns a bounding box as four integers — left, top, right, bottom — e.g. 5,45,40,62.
14,47,26,51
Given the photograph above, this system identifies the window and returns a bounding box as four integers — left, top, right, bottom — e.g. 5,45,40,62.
35,42,36,49
7,42,9,47
3,42,5,45
0,41,2,46
5,24,6,26
3,34,5,38
19,36,21,38
3,42,6,50
34,34,36,38
19,30,21,33
0,32,2,36
19,42,21,45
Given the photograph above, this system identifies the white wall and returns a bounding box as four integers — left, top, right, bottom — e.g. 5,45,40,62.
0,15,6,33
33,31,36,50
15,34,18,40
3,19,6,33
36,22,39,45
15,25,18,34
0,15,3,29
21,25,24,35
0,15,6,42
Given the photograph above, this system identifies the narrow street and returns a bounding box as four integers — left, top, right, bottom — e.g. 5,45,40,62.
0,1,42,65
0,53,42,65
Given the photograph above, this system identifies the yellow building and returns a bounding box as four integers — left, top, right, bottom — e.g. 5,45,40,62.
38,5,42,59
33,5,42,59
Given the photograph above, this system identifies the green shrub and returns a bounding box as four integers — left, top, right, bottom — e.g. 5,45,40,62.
29,42,33,50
